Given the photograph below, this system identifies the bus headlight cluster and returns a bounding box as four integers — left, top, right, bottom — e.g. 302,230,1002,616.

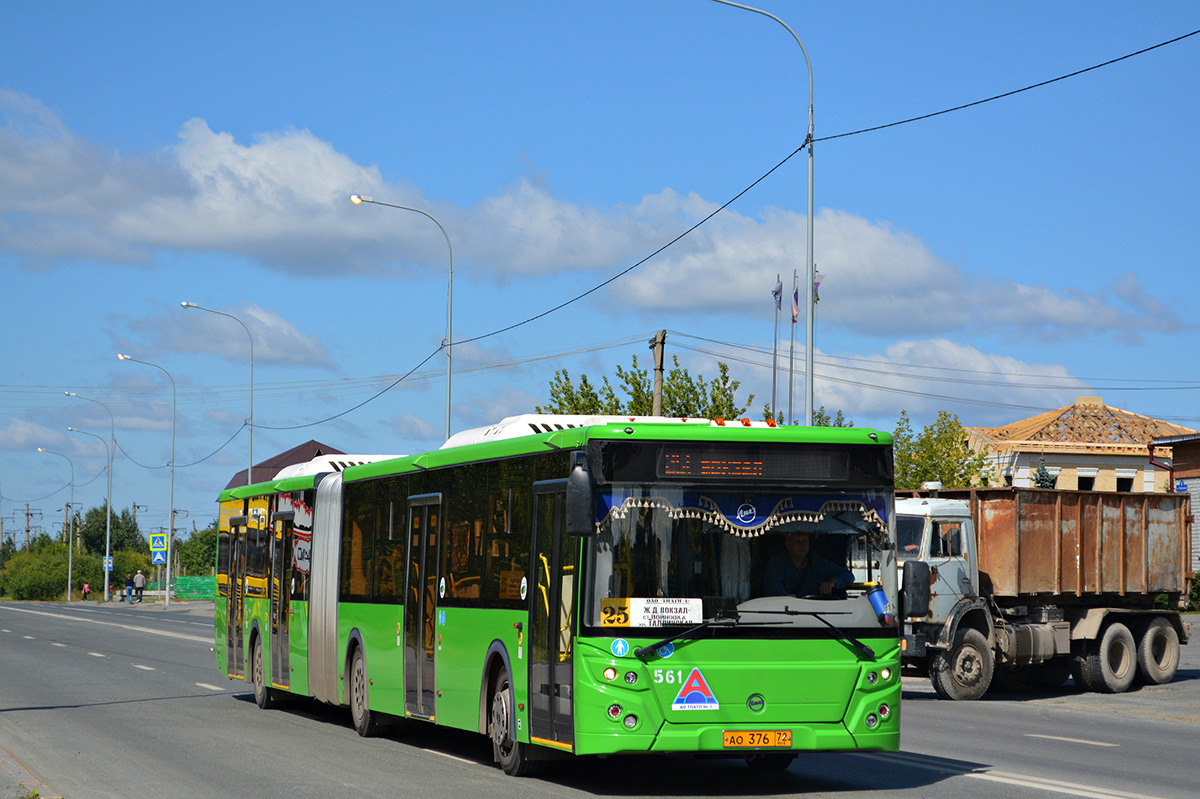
607,703,622,720
624,671,638,685
623,714,638,729
878,703,891,719
865,713,879,728
866,668,894,685
603,667,618,681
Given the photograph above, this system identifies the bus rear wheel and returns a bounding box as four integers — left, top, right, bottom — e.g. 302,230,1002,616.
349,648,379,737
252,637,276,710
490,673,540,776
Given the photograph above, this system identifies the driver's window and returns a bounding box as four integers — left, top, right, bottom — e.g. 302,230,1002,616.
929,522,962,558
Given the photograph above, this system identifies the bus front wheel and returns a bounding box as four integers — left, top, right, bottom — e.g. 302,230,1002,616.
490,673,540,776
252,637,276,710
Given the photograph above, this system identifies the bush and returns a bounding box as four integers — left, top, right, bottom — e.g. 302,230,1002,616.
0,545,150,601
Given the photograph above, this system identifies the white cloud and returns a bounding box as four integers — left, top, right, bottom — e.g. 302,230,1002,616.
138,302,332,367
0,90,1183,341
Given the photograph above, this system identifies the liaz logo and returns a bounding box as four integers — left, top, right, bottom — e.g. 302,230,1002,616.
672,668,720,711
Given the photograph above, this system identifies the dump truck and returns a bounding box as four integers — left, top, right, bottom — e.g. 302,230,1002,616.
896,486,1192,700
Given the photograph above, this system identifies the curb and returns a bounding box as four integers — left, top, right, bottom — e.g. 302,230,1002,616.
0,745,61,799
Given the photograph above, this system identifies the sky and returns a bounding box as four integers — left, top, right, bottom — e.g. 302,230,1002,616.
2,1,1199,543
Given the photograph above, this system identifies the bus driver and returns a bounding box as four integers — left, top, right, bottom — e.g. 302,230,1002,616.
764,532,854,597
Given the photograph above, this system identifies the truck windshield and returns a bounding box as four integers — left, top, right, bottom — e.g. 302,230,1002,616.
896,515,925,561
582,484,895,634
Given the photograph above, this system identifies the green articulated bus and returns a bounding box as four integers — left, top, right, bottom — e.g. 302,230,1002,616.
215,414,901,775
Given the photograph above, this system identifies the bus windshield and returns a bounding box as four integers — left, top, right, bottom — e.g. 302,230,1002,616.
583,483,895,634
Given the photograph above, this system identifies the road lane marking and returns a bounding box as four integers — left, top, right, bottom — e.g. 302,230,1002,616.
858,752,1166,799
23,636,34,640
421,749,478,765
88,652,106,658
1025,733,1120,747
51,643,67,647
0,605,210,643
195,683,225,691
132,664,155,671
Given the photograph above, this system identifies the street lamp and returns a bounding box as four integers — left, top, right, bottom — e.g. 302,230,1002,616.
118,353,177,607
180,302,254,485
37,447,75,602
710,0,816,424
66,392,115,600
350,194,454,441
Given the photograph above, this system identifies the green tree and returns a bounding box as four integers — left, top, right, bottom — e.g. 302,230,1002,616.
176,523,219,576
813,406,854,427
1031,455,1057,488
78,503,146,556
893,409,991,490
537,355,753,419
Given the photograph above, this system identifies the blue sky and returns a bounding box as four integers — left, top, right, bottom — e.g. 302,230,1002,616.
3,1,1199,540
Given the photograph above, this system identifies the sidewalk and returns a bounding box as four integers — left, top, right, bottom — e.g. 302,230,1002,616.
0,744,60,799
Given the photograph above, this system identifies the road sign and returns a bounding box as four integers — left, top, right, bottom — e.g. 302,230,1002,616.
151,550,167,565
103,556,113,571
150,534,166,551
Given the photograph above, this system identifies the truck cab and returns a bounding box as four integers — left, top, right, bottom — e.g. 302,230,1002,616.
896,495,996,700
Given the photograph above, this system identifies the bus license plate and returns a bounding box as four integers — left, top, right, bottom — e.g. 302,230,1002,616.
722,730,792,748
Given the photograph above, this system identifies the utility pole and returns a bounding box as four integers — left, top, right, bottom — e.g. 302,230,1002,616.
649,330,666,416
25,504,30,550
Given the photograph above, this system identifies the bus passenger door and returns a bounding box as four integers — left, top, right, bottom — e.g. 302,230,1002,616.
228,515,248,678
270,510,293,689
403,494,441,720
529,482,576,749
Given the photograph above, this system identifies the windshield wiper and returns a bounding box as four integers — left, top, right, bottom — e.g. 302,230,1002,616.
743,606,875,659
634,616,739,659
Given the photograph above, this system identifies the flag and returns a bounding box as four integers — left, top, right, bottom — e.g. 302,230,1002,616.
772,279,782,310
791,285,800,323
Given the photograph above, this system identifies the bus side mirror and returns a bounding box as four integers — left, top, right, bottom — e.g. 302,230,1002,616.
565,451,596,536
901,560,931,618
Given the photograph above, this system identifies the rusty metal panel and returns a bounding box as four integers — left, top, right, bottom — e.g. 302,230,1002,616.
1016,491,1059,595
1098,498,1124,594
1122,499,1146,595
975,490,1018,596
1058,495,1080,596
1146,495,1185,592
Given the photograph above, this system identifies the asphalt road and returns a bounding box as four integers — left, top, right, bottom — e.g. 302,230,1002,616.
1,601,1197,799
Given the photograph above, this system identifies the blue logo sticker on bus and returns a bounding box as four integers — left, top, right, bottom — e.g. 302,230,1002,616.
656,643,675,658
672,668,720,710
611,639,630,657
438,610,446,626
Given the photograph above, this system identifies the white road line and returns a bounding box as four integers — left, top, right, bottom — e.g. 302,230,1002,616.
0,605,210,643
22,636,34,640
857,753,1166,799
195,683,224,691
0,629,9,633
51,642,67,647
421,749,478,765
88,652,106,658
132,664,155,671
1026,733,1120,748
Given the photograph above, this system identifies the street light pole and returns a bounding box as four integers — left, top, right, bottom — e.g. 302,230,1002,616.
37,448,74,602
118,353,176,607
180,303,254,485
349,194,454,441
66,392,115,600
709,0,815,424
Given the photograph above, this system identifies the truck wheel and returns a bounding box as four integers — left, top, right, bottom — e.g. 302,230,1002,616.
930,628,993,700
1080,622,1136,693
1135,618,1179,685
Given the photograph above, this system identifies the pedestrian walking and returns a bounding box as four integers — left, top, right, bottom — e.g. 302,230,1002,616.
124,573,134,604
82,582,91,601
133,570,146,603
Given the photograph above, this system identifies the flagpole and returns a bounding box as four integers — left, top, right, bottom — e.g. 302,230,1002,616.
771,274,781,419
787,269,798,425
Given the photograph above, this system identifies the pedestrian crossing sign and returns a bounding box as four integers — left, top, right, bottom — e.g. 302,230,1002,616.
152,550,167,565
150,534,166,550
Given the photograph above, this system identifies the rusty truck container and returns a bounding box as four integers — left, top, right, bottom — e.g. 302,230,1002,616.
915,487,1191,601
